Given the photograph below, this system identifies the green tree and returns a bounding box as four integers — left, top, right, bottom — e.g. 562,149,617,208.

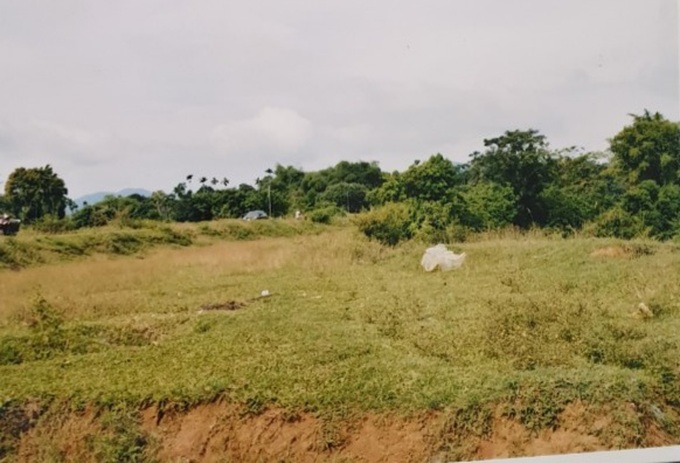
300,171,330,209
4,165,69,223
0,193,9,213
610,110,680,185
460,182,517,230
400,154,463,202
256,173,289,217
318,182,369,213
298,161,384,210
150,191,173,221
468,129,557,227
327,161,383,188
654,183,680,238
541,152,620,231
367,172,406,206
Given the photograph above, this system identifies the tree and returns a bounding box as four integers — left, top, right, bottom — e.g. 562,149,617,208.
327,161,384,189
460,182,517,230
367,172,406,206
318,182,369,213
150,191,173,221
610,110,680,185
539,152,621,231
468,129,557,227
4,165,69,223
654,183,680,238
0,193,9,213
300,171,331,209
400,154,463,202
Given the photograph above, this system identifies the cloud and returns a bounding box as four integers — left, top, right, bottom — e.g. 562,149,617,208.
0,119,113,167
0,0,676,196
211,107,312,158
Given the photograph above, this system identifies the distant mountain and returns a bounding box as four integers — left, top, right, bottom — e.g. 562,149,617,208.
74,188,152,208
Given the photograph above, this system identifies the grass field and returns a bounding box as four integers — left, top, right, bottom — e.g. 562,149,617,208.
1,222,679,461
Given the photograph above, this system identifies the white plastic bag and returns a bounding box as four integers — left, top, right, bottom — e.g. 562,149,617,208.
420,244,466,272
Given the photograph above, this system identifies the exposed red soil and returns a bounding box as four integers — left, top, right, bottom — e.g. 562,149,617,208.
140,404,434,463
14,407,101,462
8,400,678,462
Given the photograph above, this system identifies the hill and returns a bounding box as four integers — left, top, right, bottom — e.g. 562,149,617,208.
73,188,151,208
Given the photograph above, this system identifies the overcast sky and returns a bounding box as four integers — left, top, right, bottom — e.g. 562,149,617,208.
1,0,678,198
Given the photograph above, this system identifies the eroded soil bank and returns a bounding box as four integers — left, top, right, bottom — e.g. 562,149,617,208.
5,399,679,462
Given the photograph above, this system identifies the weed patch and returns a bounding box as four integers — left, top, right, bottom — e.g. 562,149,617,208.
87,406,154,463
0,296,157,365
0,238,41,269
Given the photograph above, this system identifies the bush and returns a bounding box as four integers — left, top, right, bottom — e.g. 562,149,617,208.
31,215,75,234
460,182,517,230
409,201,455,243
0,239,39,269
586,206,649,239
307,204,345,224
353,203,414,246
71,204,112,228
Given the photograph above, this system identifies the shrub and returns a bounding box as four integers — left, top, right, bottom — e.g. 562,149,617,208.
586,206,649,239
71,204,112,228
0,239,39,269
307,204,345,224
460,182,517,230
353,202,413,246
31,215,75,234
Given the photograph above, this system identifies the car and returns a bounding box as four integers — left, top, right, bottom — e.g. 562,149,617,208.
0,214,21,236
242,210,269,221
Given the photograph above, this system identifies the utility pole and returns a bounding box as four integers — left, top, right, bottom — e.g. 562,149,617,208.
265,168,273,217
268,181,272,218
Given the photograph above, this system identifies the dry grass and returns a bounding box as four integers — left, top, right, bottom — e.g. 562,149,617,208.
0,236,305,324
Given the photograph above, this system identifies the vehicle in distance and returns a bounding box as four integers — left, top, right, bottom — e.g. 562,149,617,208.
242,210,269,221
0,214,21,236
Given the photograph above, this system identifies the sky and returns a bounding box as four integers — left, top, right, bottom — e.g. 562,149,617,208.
1,0,678,198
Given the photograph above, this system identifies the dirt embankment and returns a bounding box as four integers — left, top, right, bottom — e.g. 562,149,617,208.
7,400,678,462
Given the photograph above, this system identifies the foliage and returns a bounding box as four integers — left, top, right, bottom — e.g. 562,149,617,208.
0,238,39,269
4,165,69,223
0,194,9,212
459,182,517,230
307,203,345,224
88,407,152,463
353,202,414,246
400,154,463,202
318,182,369,213
468,129,557,227
588,206,648,239
367,172,406,205
653,183,680,239
31,215,76,234
539,185,594,232
610,110,680,185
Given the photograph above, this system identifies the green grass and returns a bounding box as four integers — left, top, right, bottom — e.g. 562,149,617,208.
0,227,679,455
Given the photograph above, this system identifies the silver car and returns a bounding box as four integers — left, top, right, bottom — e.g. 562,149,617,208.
242,210,268,221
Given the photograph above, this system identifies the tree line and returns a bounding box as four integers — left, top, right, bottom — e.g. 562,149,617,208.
1,110,679,241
